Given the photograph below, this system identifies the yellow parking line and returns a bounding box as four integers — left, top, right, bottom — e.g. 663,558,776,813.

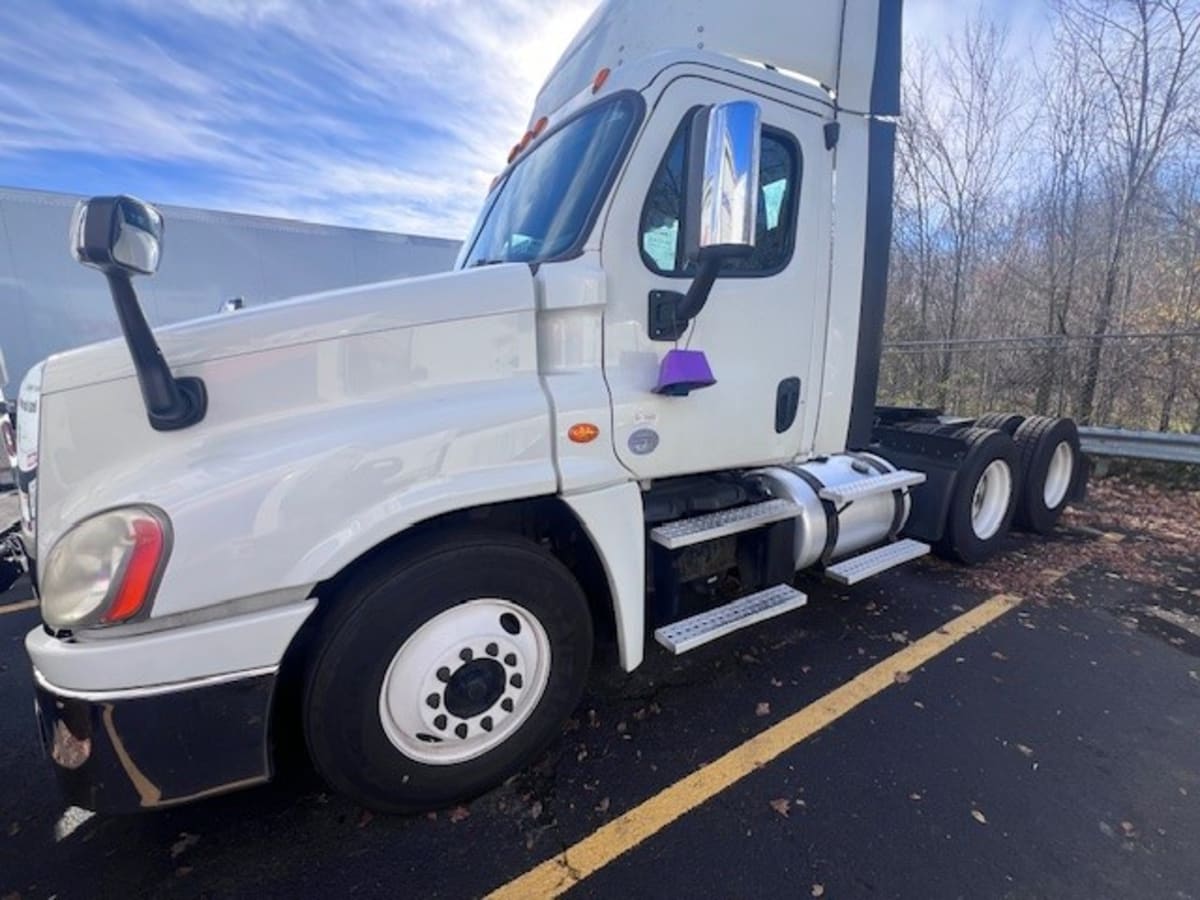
489,592,1023,899
0,599,37,616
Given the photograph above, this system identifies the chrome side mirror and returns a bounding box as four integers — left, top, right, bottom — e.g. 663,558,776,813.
69,195,206,431
684,100,761,262
650,100,762,342
71,195,164,276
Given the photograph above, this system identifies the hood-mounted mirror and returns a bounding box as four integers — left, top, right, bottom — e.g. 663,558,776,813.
71,196,206,431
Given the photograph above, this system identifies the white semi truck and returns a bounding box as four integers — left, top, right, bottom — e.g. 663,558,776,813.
16,0,1084,814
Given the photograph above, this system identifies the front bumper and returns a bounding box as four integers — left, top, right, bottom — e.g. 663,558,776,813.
33,668,276,813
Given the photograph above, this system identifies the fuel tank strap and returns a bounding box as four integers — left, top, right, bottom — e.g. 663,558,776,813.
786,465,839,566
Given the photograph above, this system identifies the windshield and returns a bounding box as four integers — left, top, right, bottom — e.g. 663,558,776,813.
461,94,641,268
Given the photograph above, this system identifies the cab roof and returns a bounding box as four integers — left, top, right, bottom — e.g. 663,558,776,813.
531,0,900,124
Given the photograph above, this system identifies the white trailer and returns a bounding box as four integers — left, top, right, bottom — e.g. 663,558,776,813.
16,0,1084,814
0,186,461,394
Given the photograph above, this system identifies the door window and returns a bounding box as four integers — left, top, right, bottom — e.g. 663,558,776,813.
640,116,801,276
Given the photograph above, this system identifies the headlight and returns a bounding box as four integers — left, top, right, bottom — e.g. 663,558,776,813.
41,507,171,630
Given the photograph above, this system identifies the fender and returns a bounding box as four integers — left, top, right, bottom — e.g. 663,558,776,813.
564,481,646,671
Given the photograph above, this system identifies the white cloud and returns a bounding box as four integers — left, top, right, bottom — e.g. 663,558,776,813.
0,0,597,239
1,1,1036,240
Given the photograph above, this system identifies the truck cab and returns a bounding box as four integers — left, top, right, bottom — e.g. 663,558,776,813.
19,0,1084,814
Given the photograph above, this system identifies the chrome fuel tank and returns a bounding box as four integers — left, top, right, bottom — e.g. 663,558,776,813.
755,453,912,571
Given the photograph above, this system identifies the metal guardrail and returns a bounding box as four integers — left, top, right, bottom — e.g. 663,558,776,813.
1079,427,1200,465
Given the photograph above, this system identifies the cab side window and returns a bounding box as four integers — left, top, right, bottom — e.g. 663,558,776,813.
640,115,801,276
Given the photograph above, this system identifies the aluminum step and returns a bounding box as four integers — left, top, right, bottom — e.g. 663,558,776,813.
818,469,926,505
649,498,800,550
825,538,931,585
654,584,808,655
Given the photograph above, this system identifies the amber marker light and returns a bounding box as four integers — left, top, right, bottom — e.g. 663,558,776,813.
568,423,600,444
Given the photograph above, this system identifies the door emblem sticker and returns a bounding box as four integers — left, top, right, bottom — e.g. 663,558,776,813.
628,428,659,455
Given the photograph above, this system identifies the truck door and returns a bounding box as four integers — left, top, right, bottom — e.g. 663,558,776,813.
600,76,833,480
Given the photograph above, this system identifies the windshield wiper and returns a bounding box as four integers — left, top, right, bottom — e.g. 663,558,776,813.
468,258,509,269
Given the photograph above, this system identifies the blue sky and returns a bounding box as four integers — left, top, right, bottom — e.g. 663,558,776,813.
0,0,1046,240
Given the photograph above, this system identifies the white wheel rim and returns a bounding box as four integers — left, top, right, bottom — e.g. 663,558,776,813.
1043,441,1074,508
970,459,1012,540
378,598,552,766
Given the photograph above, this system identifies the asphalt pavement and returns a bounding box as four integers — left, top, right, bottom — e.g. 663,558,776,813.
0,482,1197,899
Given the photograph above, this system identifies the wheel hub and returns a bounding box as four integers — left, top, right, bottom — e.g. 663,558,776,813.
377,598,551,765
1043,440,1074,508
970,458,1013,540
444,658,506,719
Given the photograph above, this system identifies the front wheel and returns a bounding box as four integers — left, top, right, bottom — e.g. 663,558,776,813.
302,532,593,813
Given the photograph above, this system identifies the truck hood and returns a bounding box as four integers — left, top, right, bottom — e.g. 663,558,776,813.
40,263,535,395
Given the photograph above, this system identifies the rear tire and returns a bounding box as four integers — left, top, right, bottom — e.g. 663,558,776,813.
302,531,593,813
935,427,1019,564
1013,416,1080,534
974,412,1025,436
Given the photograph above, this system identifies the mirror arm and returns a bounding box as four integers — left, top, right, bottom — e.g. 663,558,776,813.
105,271,207,431
675,257,721,323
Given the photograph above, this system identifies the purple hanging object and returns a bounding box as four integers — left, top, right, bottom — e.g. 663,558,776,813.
652,349,717,396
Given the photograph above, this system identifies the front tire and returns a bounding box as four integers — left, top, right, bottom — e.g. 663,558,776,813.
302,531,593,813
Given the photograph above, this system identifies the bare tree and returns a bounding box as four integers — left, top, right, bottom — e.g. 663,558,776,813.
1032,23,1101,414
1058,0,1200,423
903,17,1030,408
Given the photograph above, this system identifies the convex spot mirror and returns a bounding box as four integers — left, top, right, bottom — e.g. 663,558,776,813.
683,100,762,263
71,195,164,277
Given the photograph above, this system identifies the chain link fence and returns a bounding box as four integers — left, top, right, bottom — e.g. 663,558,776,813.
878,332,1200,432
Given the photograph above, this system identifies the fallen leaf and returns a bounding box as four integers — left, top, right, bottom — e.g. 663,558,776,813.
170,832,200,858
891,631,909,644
769,798,790,817
616,721,627,734
912,701,925,709
909,792,923,801
771,677,784,688
990,651,1008,661
971,809,987,825
812,884,825,897
1120,820,1136,836
595,797,610,814
1015,743,1034,757
756,702,771,717
894,670,911,684
448,806,470,824
6,822,18,837
530,800,543,820
357,810,374,829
